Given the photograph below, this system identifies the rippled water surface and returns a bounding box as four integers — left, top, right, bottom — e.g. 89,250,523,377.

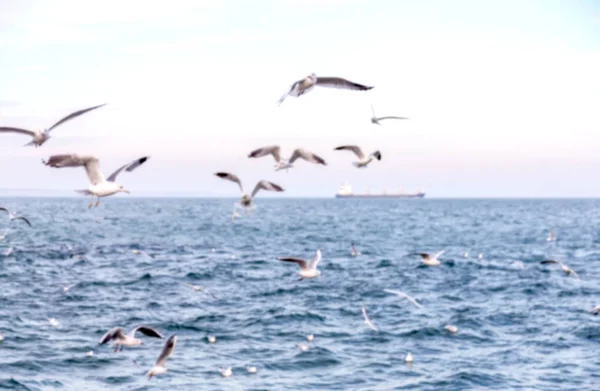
1,197,599,390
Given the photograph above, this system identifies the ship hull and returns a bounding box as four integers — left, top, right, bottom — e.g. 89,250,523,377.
335,193,426,199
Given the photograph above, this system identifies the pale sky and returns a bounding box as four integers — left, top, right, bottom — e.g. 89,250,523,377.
0,0,599,197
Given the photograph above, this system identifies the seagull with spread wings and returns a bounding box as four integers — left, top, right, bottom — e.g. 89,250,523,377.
248,145,327,172
0,207,32,227
412,250,445,266
277,249,322,279
362,306,378,332
334,145,382,168
277,73,373,105
0,104,106,147
214,172,284,212
147,334,177,379
370,105,409,125
540,259,579,279
42,154,149,208
99,325,164,352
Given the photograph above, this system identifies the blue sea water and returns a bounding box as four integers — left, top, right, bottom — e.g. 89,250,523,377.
0,197,599,391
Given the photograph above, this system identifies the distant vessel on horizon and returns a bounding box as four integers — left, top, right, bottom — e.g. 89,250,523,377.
335,182,425,199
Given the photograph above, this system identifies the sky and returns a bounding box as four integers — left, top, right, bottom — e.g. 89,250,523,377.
0,0,599,198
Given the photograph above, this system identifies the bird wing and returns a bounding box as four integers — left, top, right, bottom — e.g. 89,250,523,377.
383,289,423,308
308,249,322,269
106,156,149,182
133,326,164,339
0,127,36,137
315,77,373,91
277,257,308,269
288,148,327,165
14,216,32,227
155,334,177,366
99,327,126,344
214,172,244,194
377,116,409,121
362,306,378,331
251,180,284,198
43,154,105,185
248,145,281,163
0,207,9,214
433,250,445,259
276,82,299,106
46,103,107,133
334,145,365,159
371,104,376,117
416,252,431,260
541,260,561,265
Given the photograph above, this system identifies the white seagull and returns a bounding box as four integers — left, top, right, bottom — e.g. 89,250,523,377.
334,145,382,168
219,367,232,377
590,304,600,316
43,154,149,208
547,229,555,242
540,259,579,279
306,334,315,342
131,249,155,258
413,250,445,266
0,207,32,227
247,145,327,171
246,366,257,374
277,249,322,280
362,306,378,332
370,105,409,125
277,73,373,105
0,229,8,240
383,289,423,308
2,247,13,256
444,324,458,333
99,325,164,352
0,104,106,147
214,172,284,212
296,343,309,352
351,242,360,257
147,334,177,379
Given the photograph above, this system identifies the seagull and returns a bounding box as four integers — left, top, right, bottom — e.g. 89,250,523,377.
362,306,378,332
463,251,469,258
277,73,373,105
334,145,382,168
0,104,106,147
86,350,94,357
445,324,458,333
207,335,216,344
219,367,232,377
48,318,59,327
511,261,525,269
246,366,257,374
0,229,7,240
99,326,164,352
306,334,315,342
383,289,423,308
0,333,4,342
590,305,600,315
248,145,327,171
547,229,555,242
351,242,360,256
0,207,32,227
214,172,284,212
2,247,13,256
184,283,217,298
540,259,579,278
62,283,77,292
277,249,322,279
296,343,309,352
43,154,149,208
131,249,155,258
413,250,445,266
405,352,413,363
478,253,483,259
147,334,177,379
370,105,408,125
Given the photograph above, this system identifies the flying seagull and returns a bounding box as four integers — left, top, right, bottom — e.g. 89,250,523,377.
147,334,177,379
99,326,164,352
540,259,579,278
383,289,423,308
214,172,284,211
370,105,408,125
413,250,445,266
361,306,378,332
248,145,326,171
43,154,149,208
0,207,32,227
277,73,373,105
334,145,381,168
277,249,322,279
0,104,106,147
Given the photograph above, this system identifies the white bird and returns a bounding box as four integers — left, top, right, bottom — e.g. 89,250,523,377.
248,145,327,171
86,350,94,357
2,247,13,256
306,334,314,342
590,304,600,316
184,283,216,298
413,250,445,266
43,154,149,208
99,326,164,352
351,242,360,257
232,210,240,220
0,229,8,240
0,333,4,342
405,352,413,363
214,172,284,211
463,251,469,258
207,335,216,344
277,249,322,279
48,318,59,327
383,289,423,308
246,366,257,374
62,283,77,292
147,334,177,379
131,249,155,258
511,261,525,269
0,207,32,227
362,306,378,332
540,259,579,279
219,367,232,377
445,324,458,333
334,145,382,168
277,73,373,105
547,229,555,242
478,253,483,259
296,343,309,352
370,105,409,125
0,104,106,147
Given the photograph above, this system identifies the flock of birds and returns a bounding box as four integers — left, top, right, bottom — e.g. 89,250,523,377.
1,73,599,381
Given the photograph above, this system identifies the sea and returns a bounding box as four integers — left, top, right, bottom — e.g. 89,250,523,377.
0,197,599,391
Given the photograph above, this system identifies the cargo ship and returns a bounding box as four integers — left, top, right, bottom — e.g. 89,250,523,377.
335,182,426,198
